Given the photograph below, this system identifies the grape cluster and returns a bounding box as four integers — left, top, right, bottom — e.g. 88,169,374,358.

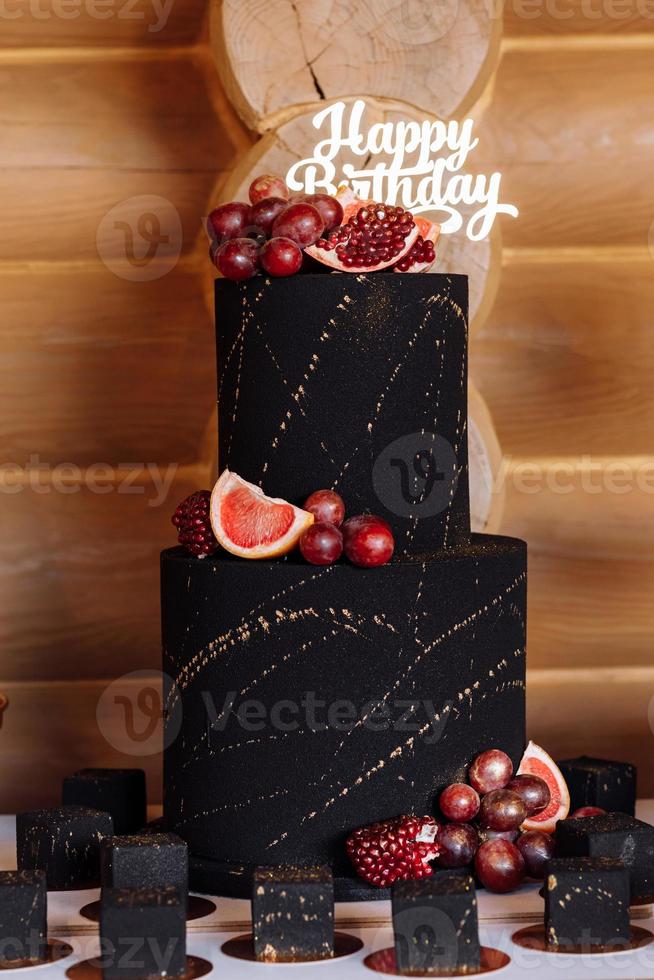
436,749,554,892
207,174,343,281
300,489,394,568
206,174,436,279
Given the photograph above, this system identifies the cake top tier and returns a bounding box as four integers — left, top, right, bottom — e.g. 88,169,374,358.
216,272,469,554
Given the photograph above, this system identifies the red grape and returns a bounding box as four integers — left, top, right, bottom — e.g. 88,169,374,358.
439,783,480,823
299,522,343,565
570,806,606,818
342,515,394,568
303,489,345,527
478,789,527,832
345,513,393,534
272,203,324,247
208,202,251,242
215,238,260,281
249,174,290,205
436,823,478,868
299,193,344,231
516,830,554,879
260,237,302,277
507,774,551,816
468,749,513,794
475,839,525,893
478,828,518,845
249,197,288,236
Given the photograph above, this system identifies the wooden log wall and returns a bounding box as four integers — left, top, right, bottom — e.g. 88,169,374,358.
0,12,252,807
1,0,653,809
474,11,654,776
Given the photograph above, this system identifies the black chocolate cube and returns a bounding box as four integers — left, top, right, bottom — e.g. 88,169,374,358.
0,871,47,963
63,769,146,835
101,834,188,899
544,857,630,948
16,806,113,890
392,873,480,975
100,886,186,980
252,866,334,962
556,812,654,902
558,756,636,815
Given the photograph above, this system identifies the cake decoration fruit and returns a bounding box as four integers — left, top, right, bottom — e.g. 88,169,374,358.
478,789,527,832
474,838,525,893
299,522,343,566
436,823,478,869
438,783,480,823
346,815,439,888
248,174,290,205
171,490,218,558
195,475,394,568
209,469,313,559
259,237,303,277
296,193,344,232
517,741,570,833
249,197,289,236
303,489,346,527
394,235,436,273
506,773,551,816
570,806,606,818
468,749,513,794
208,201,252,243
206,178,440,279
342,514,394,568
214,238,260,281
306,203,419,271
515,829,554,879
272,202,325,247
403,743,566,889
394,217,440,272
477,828,518,844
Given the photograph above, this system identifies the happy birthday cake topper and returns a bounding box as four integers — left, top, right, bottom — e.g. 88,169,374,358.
286,100,517,242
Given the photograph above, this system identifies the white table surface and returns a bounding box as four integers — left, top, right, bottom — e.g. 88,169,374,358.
2,802,654,979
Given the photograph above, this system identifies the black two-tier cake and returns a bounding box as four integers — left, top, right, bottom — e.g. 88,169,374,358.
161,272,527,898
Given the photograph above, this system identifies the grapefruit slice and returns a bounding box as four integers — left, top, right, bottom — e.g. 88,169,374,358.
210,469,313,559
517,741,570,833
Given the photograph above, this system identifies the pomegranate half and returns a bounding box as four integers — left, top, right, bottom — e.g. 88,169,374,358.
305,198,419,272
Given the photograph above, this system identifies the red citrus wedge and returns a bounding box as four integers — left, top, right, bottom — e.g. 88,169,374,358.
210,469,313,559
517,740,570,833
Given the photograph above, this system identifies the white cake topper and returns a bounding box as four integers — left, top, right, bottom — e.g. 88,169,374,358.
286,100,518,242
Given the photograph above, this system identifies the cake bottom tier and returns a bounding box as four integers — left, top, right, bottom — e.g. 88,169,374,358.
161,534,527,888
